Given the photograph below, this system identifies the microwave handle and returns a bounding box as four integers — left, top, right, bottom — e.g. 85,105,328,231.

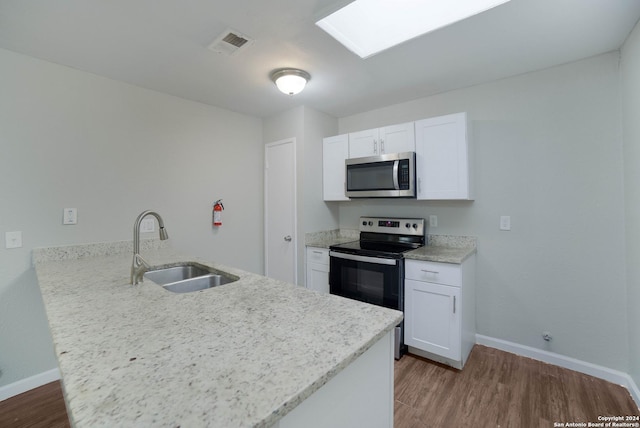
393,160,400,190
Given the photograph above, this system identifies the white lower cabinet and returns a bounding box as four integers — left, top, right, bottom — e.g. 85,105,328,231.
306,247,330,294
405,280,461,360
404,256,476,369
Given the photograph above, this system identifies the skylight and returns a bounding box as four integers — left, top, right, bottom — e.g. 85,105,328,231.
316,0,512,59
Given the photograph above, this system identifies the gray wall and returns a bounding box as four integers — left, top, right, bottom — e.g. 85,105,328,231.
263,106,339,285
622,21,640,389
0,48,263,386
337,53,629,372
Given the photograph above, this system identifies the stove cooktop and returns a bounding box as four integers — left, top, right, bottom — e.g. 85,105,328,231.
330,216,426,259
330,239,423,259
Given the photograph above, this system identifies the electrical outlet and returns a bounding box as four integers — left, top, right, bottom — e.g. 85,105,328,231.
140,218,155,233
429,215,438,228
500,215,511,231
5,231,22,249
63,208,77,225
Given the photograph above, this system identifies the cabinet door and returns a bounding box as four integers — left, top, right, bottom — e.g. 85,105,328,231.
415,112,472,200
348,128,379,158
323,134,349,201
404,279,461,360
306,262,330,294
379,122,415,154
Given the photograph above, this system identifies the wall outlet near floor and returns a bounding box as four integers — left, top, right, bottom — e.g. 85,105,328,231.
140,218,155,233
63,208,78,225
429,215,438,228
5,231,22,249
499,215,511,231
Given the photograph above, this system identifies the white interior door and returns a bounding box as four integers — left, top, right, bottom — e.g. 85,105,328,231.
265,138,297,283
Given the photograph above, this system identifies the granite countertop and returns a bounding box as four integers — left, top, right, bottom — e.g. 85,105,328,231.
404,245,475,264
34,242,402,428
304,229,358,249
306,230,477,264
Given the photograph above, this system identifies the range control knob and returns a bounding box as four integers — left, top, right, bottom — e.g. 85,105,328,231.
362,221,367,226
405,223,411,229
413,223,418,229
368,221,373,226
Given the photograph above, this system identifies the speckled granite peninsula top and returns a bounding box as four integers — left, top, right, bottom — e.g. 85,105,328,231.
34,242,402,428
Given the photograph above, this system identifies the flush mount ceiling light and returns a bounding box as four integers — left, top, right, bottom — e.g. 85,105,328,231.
270,68,311,95
316,0,512,59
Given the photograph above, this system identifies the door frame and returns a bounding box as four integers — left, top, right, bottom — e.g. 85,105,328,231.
264,137,298,283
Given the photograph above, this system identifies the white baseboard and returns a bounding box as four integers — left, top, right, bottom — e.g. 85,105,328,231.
0,368,60,402
476,334,640,410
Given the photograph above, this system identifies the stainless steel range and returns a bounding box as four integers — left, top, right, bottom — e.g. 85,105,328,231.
329,216,425,359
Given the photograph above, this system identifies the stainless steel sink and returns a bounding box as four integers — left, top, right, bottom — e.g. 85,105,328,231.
143,263,238,293
163,274,236,293
144,264,210,285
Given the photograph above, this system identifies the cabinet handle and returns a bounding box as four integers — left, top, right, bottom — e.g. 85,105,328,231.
418,177,422,193
373,140,377,153
313,251,323,255
453,296,456,314
421,269,439,274
381,139,385,153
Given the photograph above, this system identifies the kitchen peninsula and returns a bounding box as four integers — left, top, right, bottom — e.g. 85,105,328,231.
34,241,402,427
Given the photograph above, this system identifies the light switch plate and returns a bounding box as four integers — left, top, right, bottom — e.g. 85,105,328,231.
429,215,438,228
63,208,78,225
500,216,511,231
5,231,22,249
140,218,155,233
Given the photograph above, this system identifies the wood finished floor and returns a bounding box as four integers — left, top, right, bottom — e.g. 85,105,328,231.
0,380,70,428
0,345,637,427
395,345,639,428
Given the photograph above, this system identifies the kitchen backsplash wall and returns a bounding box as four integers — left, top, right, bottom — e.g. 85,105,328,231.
0,48,263,387
337,52,630,374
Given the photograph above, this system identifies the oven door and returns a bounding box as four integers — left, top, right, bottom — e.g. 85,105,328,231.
329,251,403,310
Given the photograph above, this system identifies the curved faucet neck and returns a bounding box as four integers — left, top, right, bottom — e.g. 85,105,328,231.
133,210,167,254
131,210,168,285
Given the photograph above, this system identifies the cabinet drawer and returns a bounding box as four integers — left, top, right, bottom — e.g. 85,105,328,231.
306,247,329,265
405,259,461,286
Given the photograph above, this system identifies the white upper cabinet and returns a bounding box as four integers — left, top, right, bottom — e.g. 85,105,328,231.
322,134,349,201
348,128,379,158
348,122,415,158
415,112,473,200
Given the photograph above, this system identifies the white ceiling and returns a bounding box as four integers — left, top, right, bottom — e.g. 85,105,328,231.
1,0,639,118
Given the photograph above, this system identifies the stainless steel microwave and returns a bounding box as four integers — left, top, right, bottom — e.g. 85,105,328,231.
345,152,416,198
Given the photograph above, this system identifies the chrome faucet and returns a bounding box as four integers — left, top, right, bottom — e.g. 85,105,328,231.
131,210,169,285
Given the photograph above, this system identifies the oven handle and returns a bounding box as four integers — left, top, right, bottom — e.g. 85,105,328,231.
330,251,398,266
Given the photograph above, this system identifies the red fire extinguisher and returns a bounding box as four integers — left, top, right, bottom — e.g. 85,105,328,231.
213,199,224,227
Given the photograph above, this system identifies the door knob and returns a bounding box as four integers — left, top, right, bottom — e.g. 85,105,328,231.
284,235,292,242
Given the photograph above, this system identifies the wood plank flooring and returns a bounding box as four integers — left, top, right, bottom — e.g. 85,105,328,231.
1,345,638,427
395,345,640,428
0,380,70,428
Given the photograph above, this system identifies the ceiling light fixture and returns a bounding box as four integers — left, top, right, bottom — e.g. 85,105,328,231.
270,68,311,95
316,0,512,59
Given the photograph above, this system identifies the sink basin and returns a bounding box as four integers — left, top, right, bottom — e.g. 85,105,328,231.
144,263,238,293
144,263,210,285
163,274,236,293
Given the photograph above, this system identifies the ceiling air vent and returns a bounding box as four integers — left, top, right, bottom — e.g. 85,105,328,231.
208,29,254,56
